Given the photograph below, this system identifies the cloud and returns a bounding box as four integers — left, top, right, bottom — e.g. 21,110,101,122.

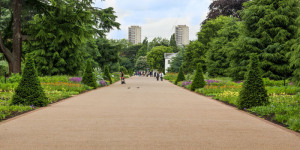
94,0,211,41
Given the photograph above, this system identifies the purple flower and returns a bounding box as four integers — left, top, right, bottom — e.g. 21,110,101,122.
244,108,246,110
69,77,82,83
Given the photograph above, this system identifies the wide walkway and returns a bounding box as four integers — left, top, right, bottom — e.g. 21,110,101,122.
0,76,300,149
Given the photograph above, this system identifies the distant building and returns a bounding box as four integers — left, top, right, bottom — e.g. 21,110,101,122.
175,25,189,46
128,26,142,45
164,53,178,73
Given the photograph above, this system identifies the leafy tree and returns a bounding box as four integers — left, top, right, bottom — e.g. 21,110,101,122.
191,63,206,91
136,37,148,60
120,66,128,74
120,56,133,70
80,39,101,69
135,56,149,71
120,44,142,66
96,37,121,69
12,55,48,107
109,38,132,50
147,46,173,71
104,65,112,84
228,0,300,80
237,53,269,110
183,40,206,73
168,46,184,73
170,33,179,53
175,65,185,85
148,37,169,51
202,0,249,25
206,16,241,77
82,61,97,89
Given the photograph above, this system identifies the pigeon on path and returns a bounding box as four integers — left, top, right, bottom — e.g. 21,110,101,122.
128,87,130,89
137,87,140,89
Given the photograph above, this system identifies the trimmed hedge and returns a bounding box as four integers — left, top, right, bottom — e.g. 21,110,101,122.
175,66,185,85
237,53,269,110
82,61,97,89
12,55,48,107
191,63,206,91
104,65,112,84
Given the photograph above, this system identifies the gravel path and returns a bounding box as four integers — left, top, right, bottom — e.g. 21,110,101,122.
0,76,300,150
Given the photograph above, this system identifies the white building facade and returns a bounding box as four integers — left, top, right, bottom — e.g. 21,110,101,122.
128,26,142,45
164,53,178,73
175,25,189,46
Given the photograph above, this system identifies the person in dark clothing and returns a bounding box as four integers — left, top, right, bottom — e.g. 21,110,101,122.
156,72,159,81
154,72,156,77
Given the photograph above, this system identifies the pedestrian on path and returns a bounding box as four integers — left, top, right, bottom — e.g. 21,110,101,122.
154,72,156,77
160,72,164,81
156,72,159,81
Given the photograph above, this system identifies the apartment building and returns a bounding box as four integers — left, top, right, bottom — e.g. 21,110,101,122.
128,26,142,45
175,25,189,46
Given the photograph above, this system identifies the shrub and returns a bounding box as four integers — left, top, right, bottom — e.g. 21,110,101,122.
81,61,98,89
175,66,185,85
191,63,206,91
104,65,112,84
237,53,269,110
12,56,48,107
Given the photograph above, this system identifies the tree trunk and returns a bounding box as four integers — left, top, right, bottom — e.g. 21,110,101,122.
12,0,22,74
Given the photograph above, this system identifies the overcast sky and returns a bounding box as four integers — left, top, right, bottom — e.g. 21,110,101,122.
94,0,211,41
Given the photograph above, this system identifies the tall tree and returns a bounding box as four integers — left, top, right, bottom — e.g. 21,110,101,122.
202,0,249,25
169,33,178,53
147,46,173,71
228,0,300,81
120,44,142,67
135,37,148,60
147,37,169,51
183,40,206,73
135,56,148,71
96,37,121,69
168,46,185,73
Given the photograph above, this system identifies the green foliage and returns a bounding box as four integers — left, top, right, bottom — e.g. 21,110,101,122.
120,57,133,70
135,56,149,71
147,37,170,51
121,44,142,66
237,54,269,110
104,65,112,84
206,16,241,77
96,38,121,69
80,39,101,69
183,41,206,73
170,33,179,53
120,66,128,74
82,61,97,89
175,66,185,85
229,0,300,81
168,47,184,73
191,63,206,91
147,46,173,70
12,56,48,107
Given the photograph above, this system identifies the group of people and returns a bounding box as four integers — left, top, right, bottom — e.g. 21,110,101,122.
134,70,165,81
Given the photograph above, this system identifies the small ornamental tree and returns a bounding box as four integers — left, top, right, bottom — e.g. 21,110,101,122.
104,65,112,84
175,66,185,85
82,61,97,89
12,56,48,107
237,53,269,110
191,63,206,91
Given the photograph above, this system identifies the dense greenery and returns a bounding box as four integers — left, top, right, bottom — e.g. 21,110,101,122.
135,56,149,71
147,46,173,71
191,63,206,91
168,47,184,73
82,61,98,89
237,54,269,110
183,41,206,73
175,66,185,85
12,56,48,107
104,65,112,84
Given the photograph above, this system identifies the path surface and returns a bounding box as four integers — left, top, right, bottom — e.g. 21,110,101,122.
0,77,300,150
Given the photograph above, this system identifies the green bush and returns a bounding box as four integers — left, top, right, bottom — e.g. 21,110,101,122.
104,65,112,84
11,56,48,107
81,61,97,89
120,66,128,74
175,66,185,85
237,53,269,110
191,63,206,91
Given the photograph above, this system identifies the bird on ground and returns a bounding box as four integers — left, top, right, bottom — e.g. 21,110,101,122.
128,87,130,89
137,87,140,89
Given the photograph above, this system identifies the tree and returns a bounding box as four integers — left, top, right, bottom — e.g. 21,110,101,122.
147,46,173,71
0,0,120,74
191,63,206,91
147,37,169,51
206,16,241,77
169,46,184,73
80,39,101,69
120,44,142,66
202,0,249,25
104,65,112,84
96,37,121,69
170,33,179,53
24,1,95,75
183,41,206,73
120,56,133,70
82,61,97,89
135,37,148,60
175,65,185,85
12,55,48,107
135,56,148,71
237,53,269,110
228,0,300,81
109,38,132,50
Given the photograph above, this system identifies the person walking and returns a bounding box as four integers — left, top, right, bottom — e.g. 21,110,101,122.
156,72,159,81
160,71,164,81
154,72,156,78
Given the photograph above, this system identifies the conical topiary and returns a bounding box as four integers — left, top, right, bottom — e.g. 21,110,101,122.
12,55,48,107
237,53,269,110
175,65,185,85
82,61,98,89
104,65,112,84
191,63,206,91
